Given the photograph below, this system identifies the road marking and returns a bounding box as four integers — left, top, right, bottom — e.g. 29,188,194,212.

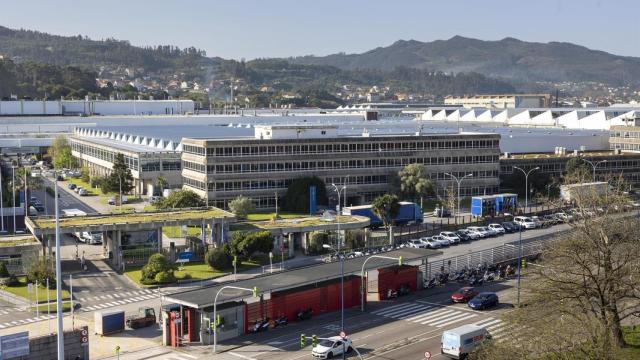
474,318,501,327
228,352,258,360
371,303,419,316
419,311,458,325
434,313,477,327
408,309,454,323
267,341,283,345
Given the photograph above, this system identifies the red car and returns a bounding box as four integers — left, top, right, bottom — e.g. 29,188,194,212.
451,287,479,303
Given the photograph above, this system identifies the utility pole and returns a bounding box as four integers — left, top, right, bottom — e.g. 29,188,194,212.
54,173,65,357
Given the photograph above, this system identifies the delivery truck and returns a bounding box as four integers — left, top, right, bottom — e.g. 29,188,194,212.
343,202,423,228
95,309,125,335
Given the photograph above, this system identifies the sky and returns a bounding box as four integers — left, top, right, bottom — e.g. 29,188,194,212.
1,0,639,60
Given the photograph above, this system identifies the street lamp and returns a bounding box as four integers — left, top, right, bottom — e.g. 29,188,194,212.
0,168,4,233
53,170,64,358
444,173,473,218
323,243,346,360
11,165,16,233
581,159,607,182
213,286,259,353
513,166,539,213
360,255,403,311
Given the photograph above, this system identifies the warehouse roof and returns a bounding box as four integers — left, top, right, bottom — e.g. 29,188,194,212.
162,248,441,309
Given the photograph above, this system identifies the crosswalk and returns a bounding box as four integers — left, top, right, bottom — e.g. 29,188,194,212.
111,347,199,360
0,313,60,329
0,307,20,316
79,289,163,312
371,301,516,341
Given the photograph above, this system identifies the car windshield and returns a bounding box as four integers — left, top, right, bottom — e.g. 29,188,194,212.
318,340,334,347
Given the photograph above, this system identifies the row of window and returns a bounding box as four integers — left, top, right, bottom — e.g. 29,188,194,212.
610,131,640,138
182,139,500,157
209,155,498,174
184,177,206,190
71,141,138,170
212,175,390,192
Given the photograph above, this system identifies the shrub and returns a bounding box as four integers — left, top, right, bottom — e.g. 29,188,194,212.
154,270,176,284
26,259,56,288
181,273,192,280
0,262,9,277
307,231,328,255
205,247,232,271
140,253,173,283
228,195,255,219
0,275,17,287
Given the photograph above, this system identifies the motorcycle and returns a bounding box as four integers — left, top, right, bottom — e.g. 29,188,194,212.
273,315,288,328
425,278,436,289
387,288,398,299
250,318,270,333
469,276,484,287
297,308,313,321
398,284,410,296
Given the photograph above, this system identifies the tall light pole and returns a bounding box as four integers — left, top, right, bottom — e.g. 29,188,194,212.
0,167,4,233
323,243,346,360
54,171,64,358
11,165,16,233
444,173,473,218
118,175,122,209
581,159,607,182
513,166,539,213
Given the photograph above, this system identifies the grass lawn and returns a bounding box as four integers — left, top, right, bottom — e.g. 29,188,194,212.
2,277,70,303
163,226,203,238
124,260,261,287
246,211,307,221
31,302,72,313
111,206,136,214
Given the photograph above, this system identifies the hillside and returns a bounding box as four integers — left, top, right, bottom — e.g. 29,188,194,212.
290,36,640,85
0,26,220,80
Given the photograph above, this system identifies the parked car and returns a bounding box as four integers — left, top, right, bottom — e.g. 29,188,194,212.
311,336,353,359
150,195,162,204
455,229,473,242
501,221,518,233
68,183,77,190
408,239,428,249
466,227,486,238
431,235,450,247
542,214,559,225
468,292,500,310
75,186,82,193
78,188,88,196
451,287,479,303
420,237,441,249
513,216,536,229
554,212,572,223
487,223,505,235
108,198,116,205
56,175,64,181
530,216,544,228
440,232,461,245
478,226,498,237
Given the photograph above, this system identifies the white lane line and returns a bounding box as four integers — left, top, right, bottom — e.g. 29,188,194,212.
370,302,419,315
0,324,6,329
475,318,501,328
399,306,438,320
435,313,478,327
106,295,114,299
383,305,432,318
405,308,452,322
419,310,458,325
113,293,121,298
228,352,258,360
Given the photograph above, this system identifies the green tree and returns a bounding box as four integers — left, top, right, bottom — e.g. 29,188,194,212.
80,167,90,183
372,194,400,244
0,262,9,277
307,231,328,255
283,176,328,213
46,135,76,169
102,153,134,194
397,163,435,201
26,259,56,288
155,190,205,209
228,195,255,219
205,246,232,271
230,231,274,259
155,176,168,195
140,253,174,283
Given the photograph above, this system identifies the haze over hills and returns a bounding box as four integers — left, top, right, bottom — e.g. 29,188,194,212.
290,36,640,86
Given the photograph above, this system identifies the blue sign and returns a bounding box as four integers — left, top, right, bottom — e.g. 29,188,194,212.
178,252,194,261
309,186,317,215
0,331,29,359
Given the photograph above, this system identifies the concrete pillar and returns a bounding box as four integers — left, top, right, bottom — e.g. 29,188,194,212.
115,230,122,267
158,227,163,253
288,233,294,258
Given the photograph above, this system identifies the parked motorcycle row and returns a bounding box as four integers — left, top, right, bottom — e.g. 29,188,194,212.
386,284,411,299
425,262,517,289
249,308,312,334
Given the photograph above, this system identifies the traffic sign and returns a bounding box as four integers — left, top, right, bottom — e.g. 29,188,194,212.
80,328,89,346
424,350,431,359
178,252,194,260
339,331,346,338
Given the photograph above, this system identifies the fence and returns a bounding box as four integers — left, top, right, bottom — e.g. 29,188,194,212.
423,230,570,281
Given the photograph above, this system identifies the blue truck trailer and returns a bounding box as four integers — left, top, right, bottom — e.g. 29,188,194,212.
94,309,125,335
343,202,423,227
471,193,518,217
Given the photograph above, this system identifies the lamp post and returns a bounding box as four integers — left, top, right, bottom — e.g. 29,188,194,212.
54,171,64,358
513,166,539,213
118,175,122,209
0,168,4,233
581,159,607,182
360,255,403,311
213,286,258,353
444,173,473,219
11,165,16,233
323,243,346,360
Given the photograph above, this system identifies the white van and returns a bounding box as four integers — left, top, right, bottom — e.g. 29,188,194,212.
441,324,491,359
82,232,103,245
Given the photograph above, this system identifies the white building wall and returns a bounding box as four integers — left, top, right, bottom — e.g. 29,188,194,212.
0,100,194,116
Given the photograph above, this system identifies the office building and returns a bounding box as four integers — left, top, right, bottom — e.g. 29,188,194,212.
181,124,501,209
444,94,551,109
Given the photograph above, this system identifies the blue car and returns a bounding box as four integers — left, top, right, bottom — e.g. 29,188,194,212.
68,183,77,190
468,292,499,310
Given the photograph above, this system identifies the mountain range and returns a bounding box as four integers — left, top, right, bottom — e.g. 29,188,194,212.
290,36,640,86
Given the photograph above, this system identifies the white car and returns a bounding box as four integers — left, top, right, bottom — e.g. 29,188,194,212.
408,239,427,249
487,224,505,235
465,227,485,238
467,227,489,238
440,232,461,245
479,226,498,237
312,336,353,359
514,216,536,229
431,235,450,247
420,237,441,249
